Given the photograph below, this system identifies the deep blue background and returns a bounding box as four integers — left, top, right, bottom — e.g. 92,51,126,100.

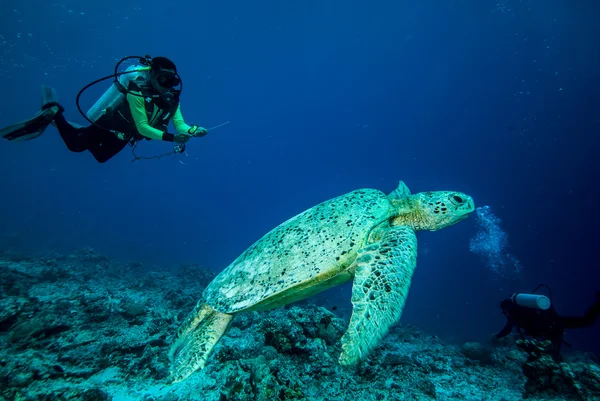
1,0,599,355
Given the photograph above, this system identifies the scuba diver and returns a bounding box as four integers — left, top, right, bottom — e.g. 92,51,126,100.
0,55,209,163
494,285,600,362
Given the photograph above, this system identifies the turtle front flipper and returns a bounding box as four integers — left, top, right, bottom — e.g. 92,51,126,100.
339,226,417,367
167,302,233,383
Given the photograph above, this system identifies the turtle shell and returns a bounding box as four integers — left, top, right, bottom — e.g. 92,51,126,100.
204,188,394,313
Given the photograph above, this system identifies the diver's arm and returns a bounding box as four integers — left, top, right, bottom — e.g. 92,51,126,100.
172,104,193,134
126,93,174,141
495,320,514,338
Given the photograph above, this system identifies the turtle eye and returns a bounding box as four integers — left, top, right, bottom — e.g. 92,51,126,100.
453,195,464,203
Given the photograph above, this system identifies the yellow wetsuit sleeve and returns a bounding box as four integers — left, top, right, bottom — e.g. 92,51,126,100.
126,92,165,140
172,104,193,134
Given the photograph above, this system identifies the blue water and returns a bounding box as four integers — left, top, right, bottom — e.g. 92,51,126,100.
1,0,599,356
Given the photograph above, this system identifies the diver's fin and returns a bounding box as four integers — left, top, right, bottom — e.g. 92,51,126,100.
41,85,58,109
0,85,62,142
0,106,60,142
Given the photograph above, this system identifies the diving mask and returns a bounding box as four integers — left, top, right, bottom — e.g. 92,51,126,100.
155,71,180,88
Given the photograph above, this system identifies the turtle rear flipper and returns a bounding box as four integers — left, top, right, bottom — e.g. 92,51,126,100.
168,302,233,383
339,226,418,367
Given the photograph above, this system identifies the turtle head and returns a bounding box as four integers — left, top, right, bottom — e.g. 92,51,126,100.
387,181,475,231
416,190,475,231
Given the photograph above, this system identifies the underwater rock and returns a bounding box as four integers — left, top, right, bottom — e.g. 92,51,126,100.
461,341,493,364
10,315,71,345
0,252,598,401
121,300,147,319
257,305,346,358
569,362,600,400
260,345,279,361
0,262,35,297
516,339,600,400
77,247,110,265
0,296,28,331
1,250,35,263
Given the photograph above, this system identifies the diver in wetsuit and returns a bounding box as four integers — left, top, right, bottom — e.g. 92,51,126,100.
1,56,207,163
495,288,600,361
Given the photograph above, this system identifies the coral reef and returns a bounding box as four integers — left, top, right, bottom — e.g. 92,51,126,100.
0,250,598,400
516,339,600,400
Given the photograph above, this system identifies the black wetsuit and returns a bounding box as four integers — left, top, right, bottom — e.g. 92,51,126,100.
496,293,600,361
54,112,129,163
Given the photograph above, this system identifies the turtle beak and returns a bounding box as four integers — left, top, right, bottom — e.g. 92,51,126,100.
454,195,475,222
465,197,475,214
449,193,475,214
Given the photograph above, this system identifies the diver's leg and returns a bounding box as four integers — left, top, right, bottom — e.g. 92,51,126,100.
585,292,600,322
560,293,600,329
546,326,565,362
53,112,91,152
559,316,590,328
87,128,128,163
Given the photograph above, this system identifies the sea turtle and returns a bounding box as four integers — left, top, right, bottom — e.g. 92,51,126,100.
168,181,475,382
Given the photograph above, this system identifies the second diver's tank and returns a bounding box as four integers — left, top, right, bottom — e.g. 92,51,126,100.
86,65,150,123
511,293,551,310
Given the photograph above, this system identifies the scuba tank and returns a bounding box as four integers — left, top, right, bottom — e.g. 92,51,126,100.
75,55,182,133
510,293,551,310
86,65,150,123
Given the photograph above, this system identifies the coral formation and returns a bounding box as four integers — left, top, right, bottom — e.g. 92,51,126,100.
0,250,598,400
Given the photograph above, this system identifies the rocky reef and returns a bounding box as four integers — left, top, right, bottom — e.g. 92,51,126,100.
0,249,598,400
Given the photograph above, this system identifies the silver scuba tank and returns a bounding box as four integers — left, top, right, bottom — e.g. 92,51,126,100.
511,293,551,310
86,65,150,123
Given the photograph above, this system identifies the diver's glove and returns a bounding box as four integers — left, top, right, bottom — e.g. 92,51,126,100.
161,132,191,143
173,133,192,144
189,125,208,137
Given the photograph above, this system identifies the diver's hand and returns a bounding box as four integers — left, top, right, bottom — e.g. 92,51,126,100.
189,125,208,137
174,133,192,144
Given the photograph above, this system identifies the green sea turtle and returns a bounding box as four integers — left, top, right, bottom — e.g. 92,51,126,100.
168,181,475,382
